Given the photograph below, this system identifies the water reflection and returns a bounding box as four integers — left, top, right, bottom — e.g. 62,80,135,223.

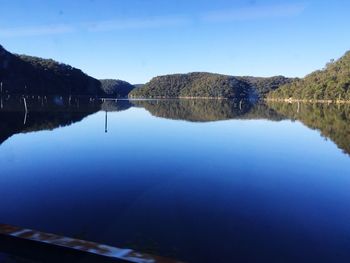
132,99,285,122
101,99,132,112
1,97,350,263
0,95,101,145
134,99,350,155
0,97,349,156
267,101,350,155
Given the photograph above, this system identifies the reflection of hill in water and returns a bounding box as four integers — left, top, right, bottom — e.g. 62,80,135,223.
267,102,350,155
0,97,135,145
132,99,285,122
101,99,132,112
133,99,350,155
0,96,101,144
1,97,349,156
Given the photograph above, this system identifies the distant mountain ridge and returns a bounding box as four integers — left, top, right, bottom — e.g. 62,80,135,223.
129,72,293,99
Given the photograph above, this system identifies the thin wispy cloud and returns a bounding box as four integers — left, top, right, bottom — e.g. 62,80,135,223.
0,15,190,38
0,3,307,38
86,15,190,32
202,3,307,22
0,24,75,38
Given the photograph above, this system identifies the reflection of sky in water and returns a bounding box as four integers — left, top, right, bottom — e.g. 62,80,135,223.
0,107,350,263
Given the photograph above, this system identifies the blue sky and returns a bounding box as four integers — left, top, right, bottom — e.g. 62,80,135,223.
0,0,349,83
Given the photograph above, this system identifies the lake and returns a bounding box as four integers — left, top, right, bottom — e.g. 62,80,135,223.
1,97,350,263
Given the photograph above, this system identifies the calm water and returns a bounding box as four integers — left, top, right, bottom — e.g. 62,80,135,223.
1,97,350,263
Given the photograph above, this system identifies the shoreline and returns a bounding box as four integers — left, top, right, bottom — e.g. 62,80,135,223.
129,96,234,100
265,98,350,104
3,94,350,104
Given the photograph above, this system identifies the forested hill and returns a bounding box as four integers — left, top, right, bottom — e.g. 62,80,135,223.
129,72,293,99
99,79,135,98
267,51,350,101
0,44,102,95
237,76,295,96
129,72,253,99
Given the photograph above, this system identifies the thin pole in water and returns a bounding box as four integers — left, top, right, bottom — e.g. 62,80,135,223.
105,111,108,133
297,101,300,113
23,110,27,125
23,97,28,112
23,97,28,125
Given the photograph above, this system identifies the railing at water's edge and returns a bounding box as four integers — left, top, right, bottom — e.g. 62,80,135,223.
0,223,184,263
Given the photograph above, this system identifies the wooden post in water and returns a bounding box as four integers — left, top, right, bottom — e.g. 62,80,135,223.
23,97,28,125
297,101,300,114
23,110,28,125
0,82,3,109
23,97,28,112
105,111,108,133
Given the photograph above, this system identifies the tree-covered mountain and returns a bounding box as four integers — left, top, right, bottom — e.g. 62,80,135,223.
129,72,293,99
237,76,295,97
133,84,145,89
99,79,136,98
0,44,104,96
129,72,253,99
267,51,350,101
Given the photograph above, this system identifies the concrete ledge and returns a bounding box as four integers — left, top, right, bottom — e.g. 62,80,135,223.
0,224,183,263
